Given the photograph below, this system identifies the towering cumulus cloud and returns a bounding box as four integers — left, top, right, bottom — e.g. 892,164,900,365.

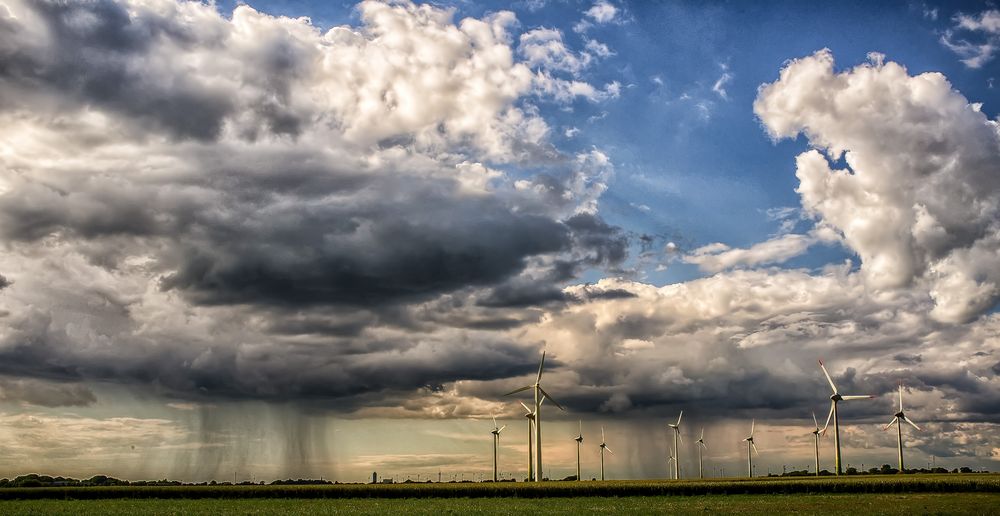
0,0,623,402
755,50,1000,323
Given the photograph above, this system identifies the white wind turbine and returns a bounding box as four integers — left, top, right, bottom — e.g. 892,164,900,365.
518,401,535,481
695,427,707,479
667,411,683,480
599,426,613,481
491,414,506,482
505,350,565,482
811,412,822,476
667,450,676,480
743,419,758,478
884,383,920,473
819,359,876,475
573,420,584,481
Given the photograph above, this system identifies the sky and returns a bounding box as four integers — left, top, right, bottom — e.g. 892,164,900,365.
0,0,999,483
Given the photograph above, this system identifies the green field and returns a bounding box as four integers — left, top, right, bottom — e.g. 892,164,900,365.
0,493,997,515
0,475,996,515
1,474,996,500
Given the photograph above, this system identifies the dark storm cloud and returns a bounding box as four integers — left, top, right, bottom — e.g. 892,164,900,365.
894,353,922,365
0,306,542,404
0,273,10,290
564,213,628,267
158,194,572,307
0,0,234,140
477,281,569,308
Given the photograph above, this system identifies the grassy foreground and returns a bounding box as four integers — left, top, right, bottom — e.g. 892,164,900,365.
1,493,997,515
0,474,996,500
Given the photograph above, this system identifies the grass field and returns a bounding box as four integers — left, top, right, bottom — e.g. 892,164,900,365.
0,493,997,515
0,473,996,500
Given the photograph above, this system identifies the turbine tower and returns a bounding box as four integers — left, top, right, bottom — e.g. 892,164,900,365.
599,426,613,481
743,419,758,478
811,412,822,476
696,427,707,479
668,411,683,480
518,401,535,481
884,383,921,473
819,359,876,475
505,350,565,482
574,420,584,481
491,414,506,482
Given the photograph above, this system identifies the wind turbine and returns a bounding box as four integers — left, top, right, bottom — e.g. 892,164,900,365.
819,359,876,475
811,412,822,476
599,426,613,481
505,350,565,482
884,383,920,473
574,420,584,481
518,401,534,481
743,419,758,478
668,411,683,480
667,450,676,480
696,427,707,479
491,414,506,482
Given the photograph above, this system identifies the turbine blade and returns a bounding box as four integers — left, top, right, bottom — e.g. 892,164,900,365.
750,418,755,436
536,350,546,383
818,359,838,394
700,441,707,449
812,412,819,430
537,386,565,411
751,441,759,456
579,420,583,435
677,430,683,445
841,395,876,400
602,426,605,442
884,417,898,431
899,383,904,412
700,427,705,441
493,414,497,428
539,395,546,408
605,446,613,455
505,386,532,396
904,417,920,431
519,401,532,414
821,402,835,435
677,410,683,426
498,425,506,433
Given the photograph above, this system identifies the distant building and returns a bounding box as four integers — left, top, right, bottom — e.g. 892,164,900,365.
381,478,394,484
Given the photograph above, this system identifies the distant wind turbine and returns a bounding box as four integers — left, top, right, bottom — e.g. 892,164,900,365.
743,419,758,478
574,420,584,481
811,412,822,476
667,450,676,480
884,383,921,472
696,427,707,479
819,359,876,475
599,426,613,481
668,411,683,480
506,350,565,482
491,414,506,482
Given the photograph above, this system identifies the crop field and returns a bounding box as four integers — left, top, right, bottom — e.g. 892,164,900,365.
0,474,997,514
1,493,998,515
0,473,996,500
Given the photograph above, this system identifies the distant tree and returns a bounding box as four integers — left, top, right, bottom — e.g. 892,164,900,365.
846,467,859,475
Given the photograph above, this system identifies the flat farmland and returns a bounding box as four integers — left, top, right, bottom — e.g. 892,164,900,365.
0,493,997,515
0,474,997,514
